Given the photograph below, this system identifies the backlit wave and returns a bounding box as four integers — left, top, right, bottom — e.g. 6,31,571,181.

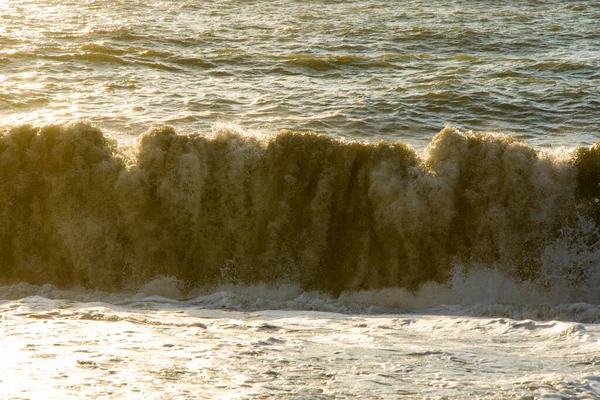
1,122,599,301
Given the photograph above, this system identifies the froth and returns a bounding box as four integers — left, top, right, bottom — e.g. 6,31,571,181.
0,122,599,301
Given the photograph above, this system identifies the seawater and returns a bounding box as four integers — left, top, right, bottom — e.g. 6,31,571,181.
2,121,600,303
1,0,599,147
2,1,600,399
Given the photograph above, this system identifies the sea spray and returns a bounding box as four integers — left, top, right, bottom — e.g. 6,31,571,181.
1,122,598,297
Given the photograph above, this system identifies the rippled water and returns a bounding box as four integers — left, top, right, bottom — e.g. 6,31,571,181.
2,3,600,398
1,0,599,147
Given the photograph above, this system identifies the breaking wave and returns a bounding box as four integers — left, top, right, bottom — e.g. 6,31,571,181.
1,121,600,307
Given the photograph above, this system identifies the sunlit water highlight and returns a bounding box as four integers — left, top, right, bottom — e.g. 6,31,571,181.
2,295,600,399
2,0,600,398
0,0,598,148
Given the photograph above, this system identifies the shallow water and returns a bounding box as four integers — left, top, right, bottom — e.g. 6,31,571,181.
1,295,600,399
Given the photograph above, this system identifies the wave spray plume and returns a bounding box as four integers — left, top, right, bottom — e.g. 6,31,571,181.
1,122,600,300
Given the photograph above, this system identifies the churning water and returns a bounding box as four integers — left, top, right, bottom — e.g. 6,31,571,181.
1,1,600,399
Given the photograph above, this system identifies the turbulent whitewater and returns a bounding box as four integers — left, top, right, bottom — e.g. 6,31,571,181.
1,0,600,398
1,122,600,307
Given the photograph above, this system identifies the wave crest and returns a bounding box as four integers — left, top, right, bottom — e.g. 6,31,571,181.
1,122,599,302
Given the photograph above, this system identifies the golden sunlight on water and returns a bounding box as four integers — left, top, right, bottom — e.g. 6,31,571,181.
1,1,600,398
0,0,597,148
2,296,600,399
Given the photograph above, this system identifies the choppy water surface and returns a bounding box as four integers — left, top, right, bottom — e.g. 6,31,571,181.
2,295,600,399
2,2,600,399
1,0,599,147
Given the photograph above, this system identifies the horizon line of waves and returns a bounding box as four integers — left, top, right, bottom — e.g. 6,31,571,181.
1,121,600,300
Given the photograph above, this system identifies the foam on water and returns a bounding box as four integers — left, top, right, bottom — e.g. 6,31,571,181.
2,1,599,398
2,292,600,399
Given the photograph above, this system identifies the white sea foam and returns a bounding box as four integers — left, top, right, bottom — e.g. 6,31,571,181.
1,294,599,399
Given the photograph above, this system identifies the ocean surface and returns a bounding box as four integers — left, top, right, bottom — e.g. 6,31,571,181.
1,0,600,399
1,0,599,148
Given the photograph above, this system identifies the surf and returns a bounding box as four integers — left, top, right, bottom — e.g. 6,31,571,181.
1,121,599,302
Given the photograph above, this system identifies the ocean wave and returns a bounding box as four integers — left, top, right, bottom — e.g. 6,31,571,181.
0,121,599,304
